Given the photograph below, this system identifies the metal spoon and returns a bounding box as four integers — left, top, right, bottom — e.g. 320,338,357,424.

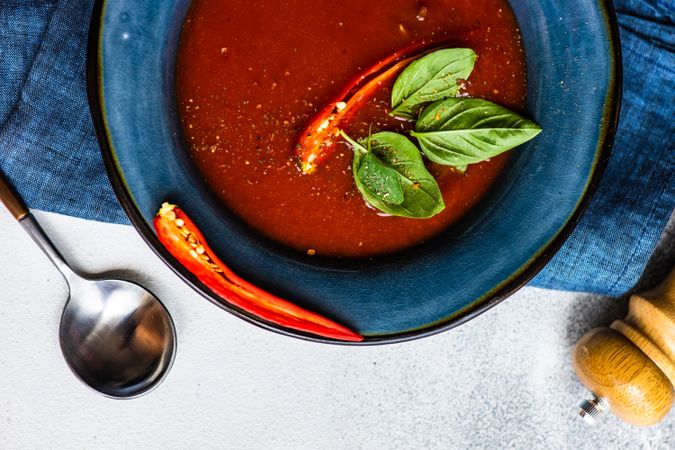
0,173,176,398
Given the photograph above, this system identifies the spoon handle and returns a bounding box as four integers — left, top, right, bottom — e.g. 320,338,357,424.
0,172,77,282
20,214,78,282
0,172,29,220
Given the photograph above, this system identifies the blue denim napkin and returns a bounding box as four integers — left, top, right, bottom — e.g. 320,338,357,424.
0,0,673,296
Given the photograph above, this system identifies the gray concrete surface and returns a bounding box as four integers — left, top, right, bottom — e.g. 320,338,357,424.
0,209,673,449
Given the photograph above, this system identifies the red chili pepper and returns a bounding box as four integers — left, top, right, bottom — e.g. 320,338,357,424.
296,39,438,174
154,203,363,342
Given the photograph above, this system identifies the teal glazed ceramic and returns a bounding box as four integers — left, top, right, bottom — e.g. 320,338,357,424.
88,0,621,344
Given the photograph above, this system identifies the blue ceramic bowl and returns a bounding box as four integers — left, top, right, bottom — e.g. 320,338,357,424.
88,0,621,344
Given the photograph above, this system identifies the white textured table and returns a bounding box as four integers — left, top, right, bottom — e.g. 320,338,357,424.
1,209,673,449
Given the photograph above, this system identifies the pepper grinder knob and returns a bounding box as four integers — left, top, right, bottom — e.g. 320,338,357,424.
579,395,610,424
573,266,675,426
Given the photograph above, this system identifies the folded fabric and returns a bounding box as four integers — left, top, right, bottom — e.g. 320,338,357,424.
0,0,673,296
531,0,675,294
0,0,125,223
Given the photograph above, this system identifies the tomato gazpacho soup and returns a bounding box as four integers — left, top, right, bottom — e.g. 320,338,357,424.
176,0,539,258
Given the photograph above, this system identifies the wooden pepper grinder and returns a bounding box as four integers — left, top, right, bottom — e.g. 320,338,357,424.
573,266,675,426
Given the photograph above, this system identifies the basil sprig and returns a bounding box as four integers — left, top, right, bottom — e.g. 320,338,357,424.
334,48,541,220
411,98,542,166
341,130,444,219
390,48,476,120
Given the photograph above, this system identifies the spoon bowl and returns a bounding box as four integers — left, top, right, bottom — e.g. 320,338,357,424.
0,173,177,397
59,278,176,398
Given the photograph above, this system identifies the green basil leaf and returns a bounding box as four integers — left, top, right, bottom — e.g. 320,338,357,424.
341,130,445,219
390,48,476,120
343,132,405,206
357,151,405,205
411,98,542,166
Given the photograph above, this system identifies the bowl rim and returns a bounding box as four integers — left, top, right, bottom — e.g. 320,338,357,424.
87,0,623,345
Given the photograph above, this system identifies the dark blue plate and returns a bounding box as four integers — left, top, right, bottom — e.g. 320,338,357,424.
88,0,621,344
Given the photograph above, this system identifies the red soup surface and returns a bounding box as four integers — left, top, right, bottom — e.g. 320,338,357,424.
176,0,526,258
